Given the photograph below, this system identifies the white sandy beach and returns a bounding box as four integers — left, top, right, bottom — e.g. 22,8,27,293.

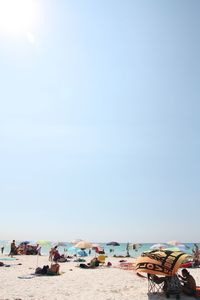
0,255,199,300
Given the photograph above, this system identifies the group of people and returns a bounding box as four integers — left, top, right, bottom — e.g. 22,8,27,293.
9,240,41,256
5,239,200,297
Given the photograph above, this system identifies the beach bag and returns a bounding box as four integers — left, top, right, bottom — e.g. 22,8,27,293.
196,287,200,297
49,263,60,274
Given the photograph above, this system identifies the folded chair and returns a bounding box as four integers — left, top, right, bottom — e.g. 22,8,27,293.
148,274,165,294
148,274,181,299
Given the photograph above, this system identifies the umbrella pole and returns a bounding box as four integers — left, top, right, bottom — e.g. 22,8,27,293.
36,253,39,267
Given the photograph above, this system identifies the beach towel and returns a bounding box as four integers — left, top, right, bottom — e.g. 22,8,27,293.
34,272,64,276
18,272,64,279
118,262,136,270
0,257,17,261
18,275,34,279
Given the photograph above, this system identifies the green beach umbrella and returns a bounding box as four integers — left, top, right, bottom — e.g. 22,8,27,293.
36,240,52,247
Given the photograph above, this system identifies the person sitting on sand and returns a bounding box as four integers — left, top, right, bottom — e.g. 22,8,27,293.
53,249,62,262
79,257,100,269
178,268,196,296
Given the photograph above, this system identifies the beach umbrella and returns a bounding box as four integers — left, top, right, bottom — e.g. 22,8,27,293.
92,243,100,248
150,243,168,250
36,240,52,247
136,249,189,276
53,242,68,247
74,241,92,249
19,241,31,246
165,245,189,253
167,241,182,246
70,239,82,245
166,242,189,253
106,241,120,246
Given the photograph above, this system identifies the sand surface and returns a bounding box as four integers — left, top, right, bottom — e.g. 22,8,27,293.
0,255,199,300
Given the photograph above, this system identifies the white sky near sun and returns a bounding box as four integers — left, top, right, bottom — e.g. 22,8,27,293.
0,0,38,43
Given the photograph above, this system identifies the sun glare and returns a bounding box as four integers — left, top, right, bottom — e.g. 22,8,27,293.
0,0,37,35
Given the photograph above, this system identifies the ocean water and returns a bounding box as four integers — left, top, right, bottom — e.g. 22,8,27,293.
0,240,197,257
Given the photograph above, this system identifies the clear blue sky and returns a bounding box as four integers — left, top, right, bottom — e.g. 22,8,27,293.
0,0,199,242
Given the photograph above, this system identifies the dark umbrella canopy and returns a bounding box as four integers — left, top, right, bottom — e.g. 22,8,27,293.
19,241,30,246
106,241,120,246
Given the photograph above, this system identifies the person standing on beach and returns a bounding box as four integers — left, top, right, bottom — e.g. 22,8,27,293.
9,240,17,257
193,243,200,266
49,245,58,261
1,246,4,254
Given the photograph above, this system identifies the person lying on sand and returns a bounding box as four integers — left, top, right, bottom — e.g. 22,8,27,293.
79,257,100,269
35,263,60,275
